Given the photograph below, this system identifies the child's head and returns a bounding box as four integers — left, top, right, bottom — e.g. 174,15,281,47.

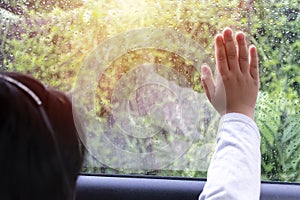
0,72,84,199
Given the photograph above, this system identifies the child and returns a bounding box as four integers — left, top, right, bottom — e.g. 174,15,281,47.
0,72,84,200
199,28,261,199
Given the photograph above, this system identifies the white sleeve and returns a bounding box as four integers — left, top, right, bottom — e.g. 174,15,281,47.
199,113,261,200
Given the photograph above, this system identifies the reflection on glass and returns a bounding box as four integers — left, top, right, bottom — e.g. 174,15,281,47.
0,0,299,182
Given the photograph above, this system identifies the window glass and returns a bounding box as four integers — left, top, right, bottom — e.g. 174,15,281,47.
0,0,299,182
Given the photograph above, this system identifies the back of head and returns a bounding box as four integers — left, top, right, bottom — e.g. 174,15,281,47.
0,72,84,200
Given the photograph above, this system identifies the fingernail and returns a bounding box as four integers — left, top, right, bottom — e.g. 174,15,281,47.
215,35,223,44
201,65,207,72
201,66,208,78
224,29,232,37
250,45,257,53
237,33,244,40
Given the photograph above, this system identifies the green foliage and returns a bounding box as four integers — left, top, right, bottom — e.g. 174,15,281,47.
251,0,300,95
0,0,82,14
255,93,281,180
255,92,300,181
281,115,300,182
250,0,300,182
1,0,299,182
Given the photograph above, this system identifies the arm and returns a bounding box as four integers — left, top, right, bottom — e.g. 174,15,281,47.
199,113,260,200
199,28,261,199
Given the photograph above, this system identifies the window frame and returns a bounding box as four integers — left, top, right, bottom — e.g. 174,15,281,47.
76,174,300,200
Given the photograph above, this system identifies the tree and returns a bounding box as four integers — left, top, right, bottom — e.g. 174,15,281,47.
1,0,299,180
0,0,82,14
251,0,300,181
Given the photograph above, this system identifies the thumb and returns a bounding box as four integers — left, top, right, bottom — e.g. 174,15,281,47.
201,64,215,102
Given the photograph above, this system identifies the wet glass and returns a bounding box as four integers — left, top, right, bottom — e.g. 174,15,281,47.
0,0,299,182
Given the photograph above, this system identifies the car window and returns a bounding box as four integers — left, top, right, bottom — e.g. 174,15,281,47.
1,0,299,182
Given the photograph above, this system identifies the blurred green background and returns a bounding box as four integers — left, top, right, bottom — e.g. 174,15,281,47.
0,0,299,182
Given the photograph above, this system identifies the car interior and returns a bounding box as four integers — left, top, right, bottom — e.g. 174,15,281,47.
0,0,299,199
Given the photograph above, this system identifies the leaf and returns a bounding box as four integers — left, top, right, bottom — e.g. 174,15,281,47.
281,115,300,181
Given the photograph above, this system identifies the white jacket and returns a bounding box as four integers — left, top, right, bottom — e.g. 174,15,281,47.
199,113,261,200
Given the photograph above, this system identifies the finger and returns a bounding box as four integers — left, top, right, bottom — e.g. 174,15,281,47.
223,28,239,72
249,45,259,81
215,34,229,75
236,32,249,73
201,64,215,102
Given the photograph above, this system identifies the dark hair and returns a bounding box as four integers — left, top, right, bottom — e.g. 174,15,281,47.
0,72,84,200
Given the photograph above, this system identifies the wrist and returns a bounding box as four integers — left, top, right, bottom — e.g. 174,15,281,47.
226,106,255,120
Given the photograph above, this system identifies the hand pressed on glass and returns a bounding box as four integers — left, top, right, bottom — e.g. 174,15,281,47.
201,28,259,120
199,28,261,200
